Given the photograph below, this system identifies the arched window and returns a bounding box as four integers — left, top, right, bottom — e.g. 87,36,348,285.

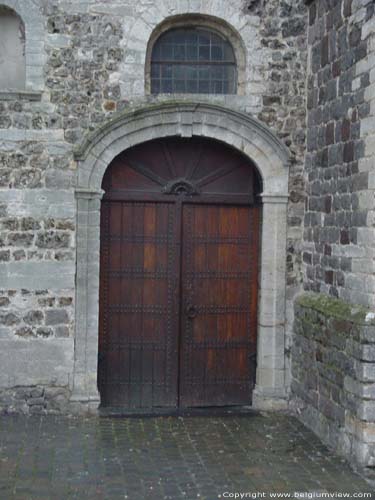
150,27,237,95
0,6,25,90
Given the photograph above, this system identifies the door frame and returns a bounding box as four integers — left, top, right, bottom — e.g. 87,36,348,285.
72,102,290,413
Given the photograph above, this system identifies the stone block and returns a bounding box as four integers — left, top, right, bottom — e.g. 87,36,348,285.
23,311,44,325
30,387,44,398
45,310,69,325
55,326,70,338
27,397,45,406
0,312,20,326
36,231,71,249
357,400,375,421
36,327,53,338
0,262,75,289
355,360,375,382
347,416,375,444
15,387,32,399
29,405,44,414
352,436,375,466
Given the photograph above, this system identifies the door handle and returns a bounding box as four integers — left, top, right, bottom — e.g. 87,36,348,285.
186,304,198,319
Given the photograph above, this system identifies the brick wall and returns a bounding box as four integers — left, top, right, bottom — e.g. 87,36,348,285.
293,0,375,468
303,0,375,307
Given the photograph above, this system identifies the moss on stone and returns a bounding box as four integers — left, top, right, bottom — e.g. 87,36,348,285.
296,293,373,326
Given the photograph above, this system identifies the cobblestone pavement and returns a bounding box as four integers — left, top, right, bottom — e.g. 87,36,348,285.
0,412,373,500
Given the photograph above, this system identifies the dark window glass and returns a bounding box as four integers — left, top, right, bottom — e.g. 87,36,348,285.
151,28,237,95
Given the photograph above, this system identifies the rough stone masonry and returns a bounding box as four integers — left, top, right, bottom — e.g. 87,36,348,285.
292,0,375,468
0,0,308,412
0,0,374,469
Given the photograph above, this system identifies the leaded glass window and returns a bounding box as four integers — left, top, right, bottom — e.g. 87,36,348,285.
151,28,237,95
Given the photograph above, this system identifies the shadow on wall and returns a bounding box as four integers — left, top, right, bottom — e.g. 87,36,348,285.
0,5,26,90
244,0,264,15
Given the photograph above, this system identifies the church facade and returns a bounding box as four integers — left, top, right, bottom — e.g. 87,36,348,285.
0,0,374,467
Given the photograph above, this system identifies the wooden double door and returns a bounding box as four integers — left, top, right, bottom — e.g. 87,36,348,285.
98,137,260,409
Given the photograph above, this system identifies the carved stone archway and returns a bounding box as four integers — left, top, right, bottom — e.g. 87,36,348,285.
72,102,290,411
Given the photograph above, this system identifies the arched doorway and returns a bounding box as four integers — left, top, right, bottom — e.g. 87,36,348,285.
72,102,290,413
98,136,262,409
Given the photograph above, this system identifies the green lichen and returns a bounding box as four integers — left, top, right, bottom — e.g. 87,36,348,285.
296,293,373,325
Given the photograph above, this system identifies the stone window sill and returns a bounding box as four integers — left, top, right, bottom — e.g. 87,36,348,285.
0,90,42,101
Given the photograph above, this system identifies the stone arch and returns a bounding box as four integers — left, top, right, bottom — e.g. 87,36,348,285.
144,14,247,95
72,102,290,411
0,0,44,91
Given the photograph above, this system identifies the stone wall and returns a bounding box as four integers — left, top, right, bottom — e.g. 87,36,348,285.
0,385,70,415
0,0,309,411
292,293,375,467
0,289,74,340
303,0,375,307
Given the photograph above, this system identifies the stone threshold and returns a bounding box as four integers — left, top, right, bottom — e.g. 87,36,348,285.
99,405,259,418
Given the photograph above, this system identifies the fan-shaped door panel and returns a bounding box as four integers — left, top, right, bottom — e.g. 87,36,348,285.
102,136,256,202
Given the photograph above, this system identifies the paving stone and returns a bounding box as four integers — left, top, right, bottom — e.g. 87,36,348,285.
0,413,373,500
